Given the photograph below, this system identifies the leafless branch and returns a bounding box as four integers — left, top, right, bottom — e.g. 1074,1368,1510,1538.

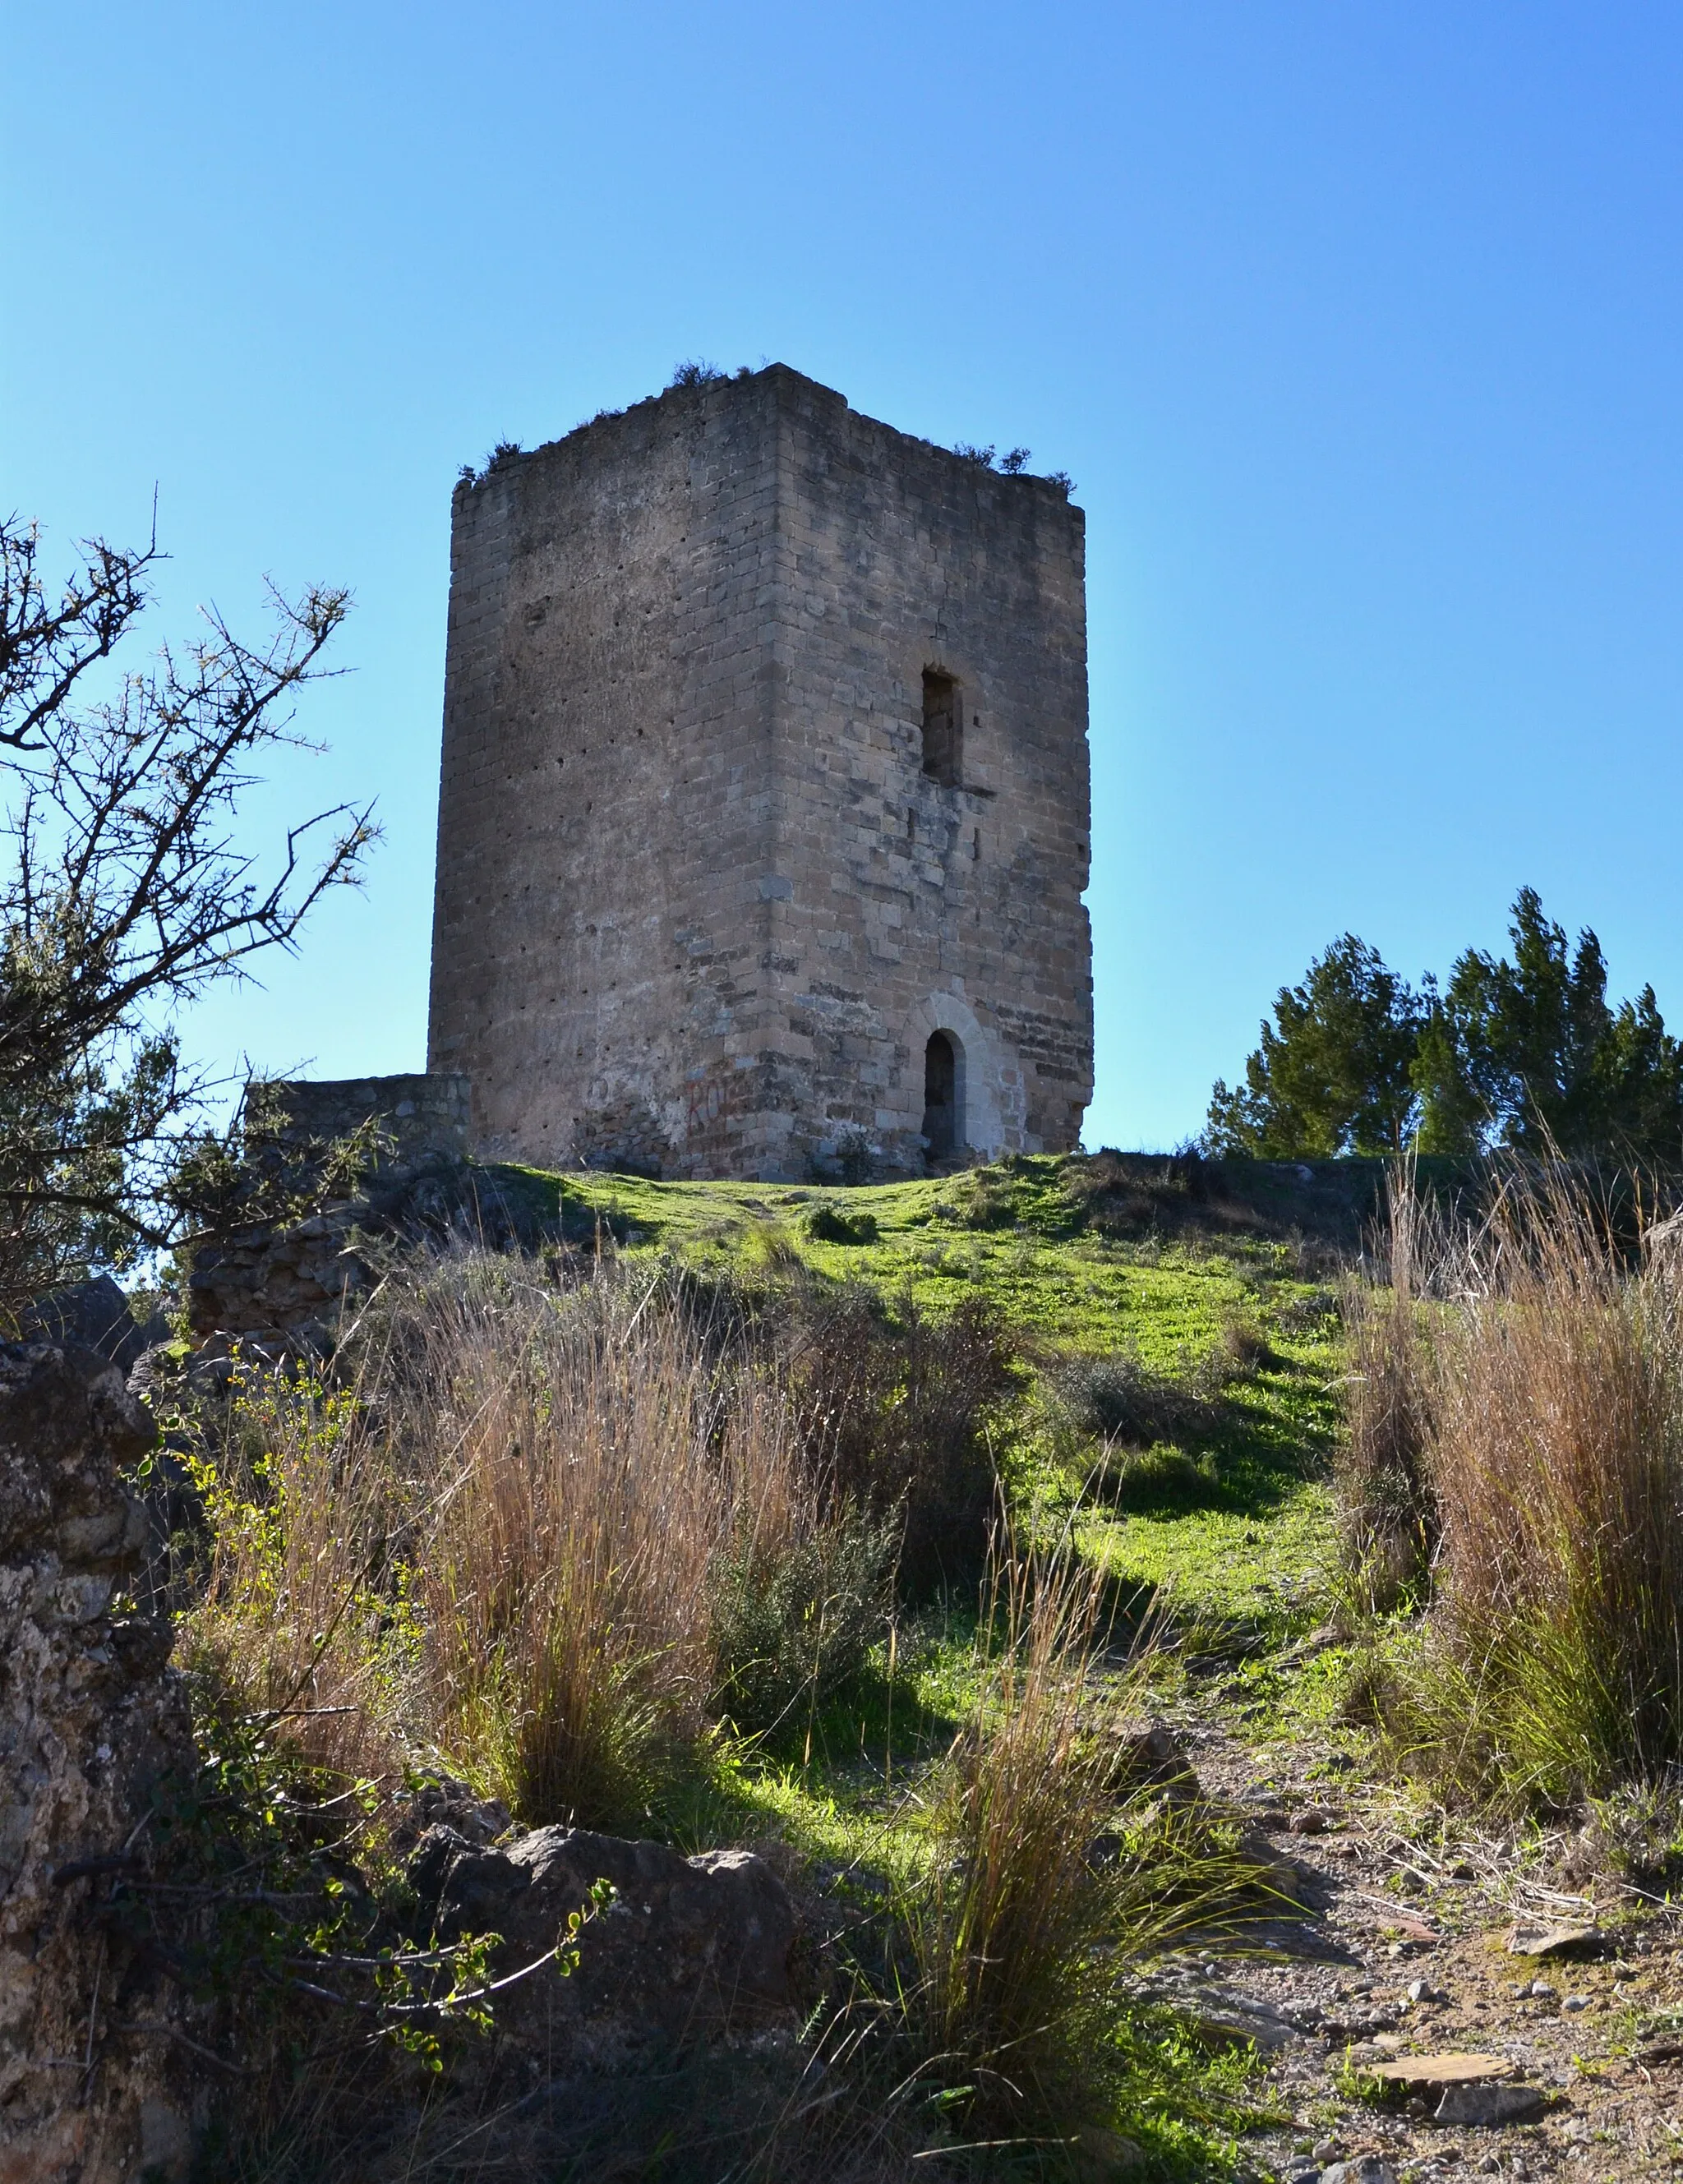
0,516,377,1311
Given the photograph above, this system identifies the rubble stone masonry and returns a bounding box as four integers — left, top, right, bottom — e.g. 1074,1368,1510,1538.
427,365,1092,1179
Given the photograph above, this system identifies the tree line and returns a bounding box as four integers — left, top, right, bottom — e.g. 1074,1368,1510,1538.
1205,887,1683,1162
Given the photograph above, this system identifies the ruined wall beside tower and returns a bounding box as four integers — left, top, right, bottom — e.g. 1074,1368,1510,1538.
428,365,1093,1180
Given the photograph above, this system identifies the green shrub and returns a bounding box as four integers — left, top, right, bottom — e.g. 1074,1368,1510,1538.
934,1166,1018,1229
786,1287,1017,1592
1215,1310,1275,1375
1274,1284,1340,1337
801,1201,879,1246
175,1362,408,1790
709,1507,898,1735
1096,1439,1222,1510
748,1224,806,1279
1045,1345,1224,1454
107,1685,526,2174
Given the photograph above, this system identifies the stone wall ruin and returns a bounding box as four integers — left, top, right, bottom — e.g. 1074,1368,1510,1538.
0,1343,194,2183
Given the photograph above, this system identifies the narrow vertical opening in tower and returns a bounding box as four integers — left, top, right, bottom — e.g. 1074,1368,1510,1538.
923,1030,959,1159
920,669,961,786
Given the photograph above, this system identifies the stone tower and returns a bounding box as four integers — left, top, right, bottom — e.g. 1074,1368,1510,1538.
427,365,1093,1181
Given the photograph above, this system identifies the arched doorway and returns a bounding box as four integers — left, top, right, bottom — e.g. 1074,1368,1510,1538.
923,1031,961,1159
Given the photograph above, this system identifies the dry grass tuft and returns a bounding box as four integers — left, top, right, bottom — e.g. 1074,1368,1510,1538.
898,1536,1257,2134
1335,1177,1445,1610
394,1260,832,1822
182,1254,872,1826
903,1539,1123,2122
1345,1170,1683,1803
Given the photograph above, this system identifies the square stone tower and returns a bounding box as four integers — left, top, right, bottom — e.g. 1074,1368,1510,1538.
427,365,1093,1180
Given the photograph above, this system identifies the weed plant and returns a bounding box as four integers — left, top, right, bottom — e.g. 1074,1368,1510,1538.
709,1507,899,1738
175,1368,408,1788
802,1200,880,1246
1045,1345,1225,1457
784,1285,1016,1592
934,1167,1019,1230
1041,1325,1275,1517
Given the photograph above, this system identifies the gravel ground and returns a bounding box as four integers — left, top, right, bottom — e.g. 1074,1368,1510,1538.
1146,1703,1683,2183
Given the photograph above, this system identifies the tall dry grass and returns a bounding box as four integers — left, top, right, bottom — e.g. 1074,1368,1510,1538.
903,1541,1123,2122
1335,1175,1445,1610
899,1537,1266,2134
1343,1172,1683,1802
181,1254,883,1823
395,1260,820,1821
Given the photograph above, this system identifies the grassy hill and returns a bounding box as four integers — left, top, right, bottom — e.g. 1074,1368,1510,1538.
519,1151,1352,1639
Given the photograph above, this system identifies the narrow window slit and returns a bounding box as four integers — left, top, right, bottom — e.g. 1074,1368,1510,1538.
921,670,961,786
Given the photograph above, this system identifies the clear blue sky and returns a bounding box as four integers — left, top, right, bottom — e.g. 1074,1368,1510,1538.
6,3,1682,1150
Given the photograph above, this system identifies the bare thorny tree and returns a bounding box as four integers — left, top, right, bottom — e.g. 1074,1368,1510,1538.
0,512,376,1321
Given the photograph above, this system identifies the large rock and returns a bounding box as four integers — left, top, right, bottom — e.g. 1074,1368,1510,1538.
19,1279,168,1380
1432,2080,1547,2126
0,1343,194,2183
415,1823,800,2054
1505,1919,1601,1959
1368,2050,1513,2089
1126,1970,1303,2051
1108,1720,1202,1804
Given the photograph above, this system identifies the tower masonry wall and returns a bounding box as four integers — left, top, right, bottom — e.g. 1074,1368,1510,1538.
427,365,1093,1181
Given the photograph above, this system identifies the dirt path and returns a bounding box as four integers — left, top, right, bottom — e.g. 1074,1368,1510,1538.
1147,1701,1683,2182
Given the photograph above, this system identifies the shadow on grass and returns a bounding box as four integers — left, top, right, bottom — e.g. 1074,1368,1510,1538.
1082,1370,1335,1524
648,1644,971,1856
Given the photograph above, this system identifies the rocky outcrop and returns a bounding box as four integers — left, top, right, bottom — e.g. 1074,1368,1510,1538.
185,1200,375,1358
412,1823,800,2058
0,1343,193,2184
18,1282,169,1380
186,1119,568,1363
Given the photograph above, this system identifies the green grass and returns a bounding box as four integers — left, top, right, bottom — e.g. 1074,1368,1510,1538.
537,1154,1346,1646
